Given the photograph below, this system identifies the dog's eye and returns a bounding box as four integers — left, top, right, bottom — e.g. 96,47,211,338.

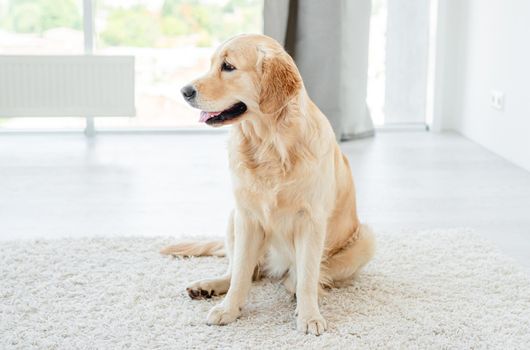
221,61,236,72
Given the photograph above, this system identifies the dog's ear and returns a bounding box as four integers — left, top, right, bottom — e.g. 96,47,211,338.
259,52,302,114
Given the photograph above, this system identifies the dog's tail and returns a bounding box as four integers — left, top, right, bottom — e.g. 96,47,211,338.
160,240,225,257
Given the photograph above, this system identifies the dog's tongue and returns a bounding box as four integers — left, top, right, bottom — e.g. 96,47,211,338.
199,111,222,123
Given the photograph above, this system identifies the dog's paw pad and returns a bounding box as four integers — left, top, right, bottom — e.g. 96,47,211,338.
186,287,215,300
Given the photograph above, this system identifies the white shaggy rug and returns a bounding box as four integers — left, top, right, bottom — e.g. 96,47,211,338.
1,229,530,349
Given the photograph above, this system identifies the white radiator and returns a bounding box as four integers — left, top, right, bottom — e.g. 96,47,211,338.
0,55,135,117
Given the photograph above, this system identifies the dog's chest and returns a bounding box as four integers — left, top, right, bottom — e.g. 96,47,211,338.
233,174,295,219
229,134,323,229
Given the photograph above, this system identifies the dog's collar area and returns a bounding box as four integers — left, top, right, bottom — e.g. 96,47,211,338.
201,102,248,125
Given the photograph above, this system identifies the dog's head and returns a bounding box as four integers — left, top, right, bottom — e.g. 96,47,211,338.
181,34,302,126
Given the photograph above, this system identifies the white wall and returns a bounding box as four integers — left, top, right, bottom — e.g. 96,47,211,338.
436,0,530,171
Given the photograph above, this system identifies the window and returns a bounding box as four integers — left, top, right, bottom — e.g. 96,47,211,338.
94,0,263,129
0,0,263,130
0,0,84,55
367,0,386,126
0,0,85,129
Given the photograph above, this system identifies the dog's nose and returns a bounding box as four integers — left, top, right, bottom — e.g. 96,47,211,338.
181,85,196,100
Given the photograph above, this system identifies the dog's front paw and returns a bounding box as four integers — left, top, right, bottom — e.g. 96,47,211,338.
206,303,240,325
297,313,328,336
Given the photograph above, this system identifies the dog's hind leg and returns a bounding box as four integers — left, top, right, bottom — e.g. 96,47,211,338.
186,211,235,299
322,225,375,287
186,275,231,299
187,265,262,299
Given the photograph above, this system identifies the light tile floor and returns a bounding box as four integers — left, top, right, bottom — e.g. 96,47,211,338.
1,131,529,270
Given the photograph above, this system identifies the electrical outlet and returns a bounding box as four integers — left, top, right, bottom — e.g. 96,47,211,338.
490,90,505,111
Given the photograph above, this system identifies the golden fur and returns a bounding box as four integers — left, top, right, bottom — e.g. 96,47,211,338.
162,34,375,335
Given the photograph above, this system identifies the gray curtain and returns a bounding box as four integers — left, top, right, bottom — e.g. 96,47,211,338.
264,0,374,141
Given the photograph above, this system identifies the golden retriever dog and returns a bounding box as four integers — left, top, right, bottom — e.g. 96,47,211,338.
161,34,375,335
